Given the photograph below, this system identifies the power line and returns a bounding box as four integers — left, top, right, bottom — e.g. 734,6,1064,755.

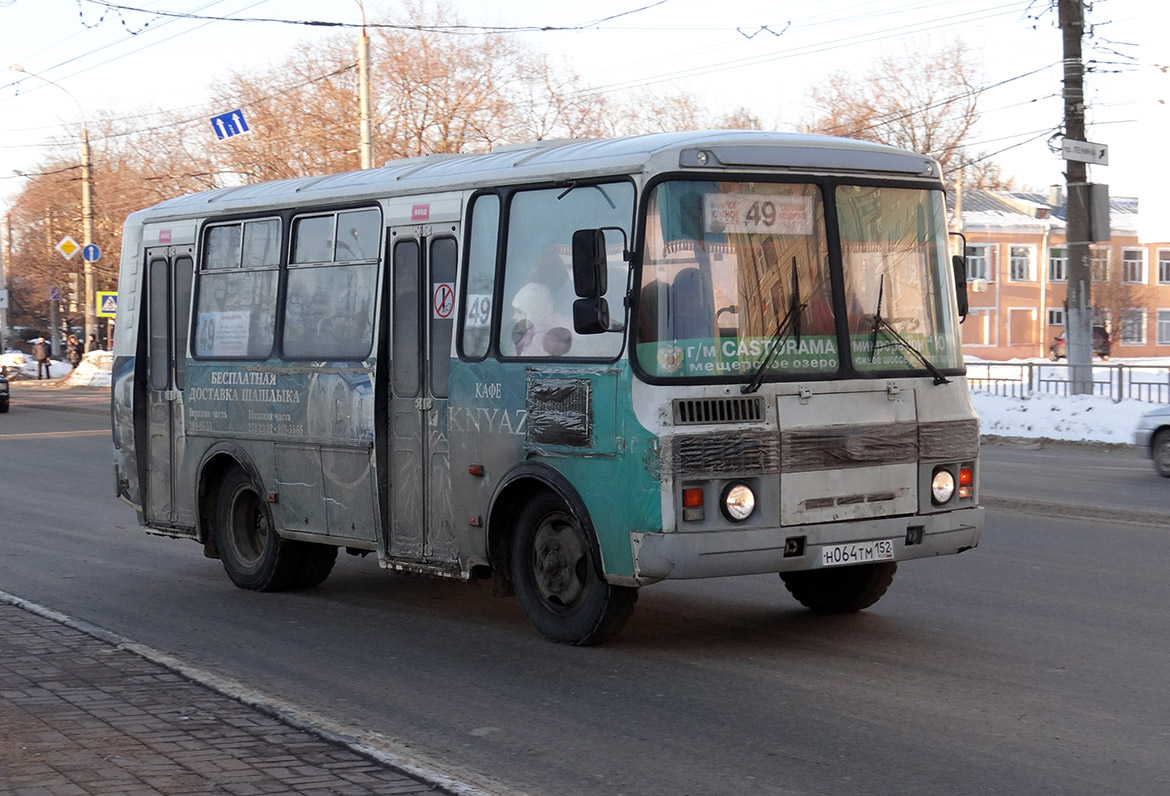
563,2,1034,98
77,0,673,34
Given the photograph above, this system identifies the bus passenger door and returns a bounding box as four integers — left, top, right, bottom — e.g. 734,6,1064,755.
143,247,195,530
388,227,458,562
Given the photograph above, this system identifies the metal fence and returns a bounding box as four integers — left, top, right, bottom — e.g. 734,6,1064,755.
965,362,1170,404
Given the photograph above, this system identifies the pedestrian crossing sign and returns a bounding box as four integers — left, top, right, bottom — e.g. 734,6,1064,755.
97,291,118,318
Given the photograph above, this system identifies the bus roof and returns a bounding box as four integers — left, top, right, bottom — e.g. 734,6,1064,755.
135,130,939,221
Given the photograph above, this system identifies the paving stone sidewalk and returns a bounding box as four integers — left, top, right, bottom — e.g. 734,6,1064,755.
0,601,448,796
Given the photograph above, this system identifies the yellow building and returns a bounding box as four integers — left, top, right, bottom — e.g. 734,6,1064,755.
953,188,1170,360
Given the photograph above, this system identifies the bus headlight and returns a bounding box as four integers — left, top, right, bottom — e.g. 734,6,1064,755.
721,482,756,522
931,468,956,504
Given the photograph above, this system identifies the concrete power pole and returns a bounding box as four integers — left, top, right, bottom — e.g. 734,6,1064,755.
356,1,373,170
0,214,9,354
1060,0,1093,394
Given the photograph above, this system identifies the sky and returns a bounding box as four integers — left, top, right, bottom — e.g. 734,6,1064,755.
0,0,1166,216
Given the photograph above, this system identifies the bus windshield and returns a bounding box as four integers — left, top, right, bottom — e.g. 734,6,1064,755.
635,179,962,381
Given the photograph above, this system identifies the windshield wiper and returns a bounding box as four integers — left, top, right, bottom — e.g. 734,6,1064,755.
742,259,805,395
868,273,950,385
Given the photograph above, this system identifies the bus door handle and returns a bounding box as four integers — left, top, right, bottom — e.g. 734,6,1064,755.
415,397,433,410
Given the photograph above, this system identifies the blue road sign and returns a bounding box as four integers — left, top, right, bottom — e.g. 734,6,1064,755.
49,286,62,301
210,109,250,140
82,243,101,262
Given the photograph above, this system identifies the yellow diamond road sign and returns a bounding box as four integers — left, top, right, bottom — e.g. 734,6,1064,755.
56,235,80,260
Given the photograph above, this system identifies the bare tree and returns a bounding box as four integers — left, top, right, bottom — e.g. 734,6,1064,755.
964,154,1016,191
807,41,981,178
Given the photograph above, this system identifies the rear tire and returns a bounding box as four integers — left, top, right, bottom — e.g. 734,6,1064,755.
292,543,338,588
511,490,637,645
214,468,303,591
781,562,897,613
1153,430,1170,478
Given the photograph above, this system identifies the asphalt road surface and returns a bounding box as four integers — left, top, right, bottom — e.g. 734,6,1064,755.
1,386,1168,796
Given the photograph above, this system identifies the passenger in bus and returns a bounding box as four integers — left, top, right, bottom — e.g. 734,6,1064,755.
510,282,571,357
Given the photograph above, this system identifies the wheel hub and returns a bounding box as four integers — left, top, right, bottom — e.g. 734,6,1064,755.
532,517,587,608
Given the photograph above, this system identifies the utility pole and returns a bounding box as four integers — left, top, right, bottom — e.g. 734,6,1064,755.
0,214,10,354
1059,0,1092,394
10,66,97,347
355,0,373,170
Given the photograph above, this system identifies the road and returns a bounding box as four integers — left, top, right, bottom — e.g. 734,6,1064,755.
1,385,1168,796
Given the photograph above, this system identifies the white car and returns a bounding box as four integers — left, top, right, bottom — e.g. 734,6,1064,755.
1134,404,1170,476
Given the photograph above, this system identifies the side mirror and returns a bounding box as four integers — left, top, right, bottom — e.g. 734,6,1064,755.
573,297,610,335
572,229,607,298
952,253,969,320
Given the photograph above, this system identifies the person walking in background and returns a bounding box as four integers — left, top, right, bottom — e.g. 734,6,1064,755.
86,333,98,353
66,334,83,370
32,337,51,379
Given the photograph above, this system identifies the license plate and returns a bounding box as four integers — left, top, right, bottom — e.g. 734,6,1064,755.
821,539,896,568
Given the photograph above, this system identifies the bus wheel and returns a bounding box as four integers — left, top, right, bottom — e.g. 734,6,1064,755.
780,562,897,613
214,468,303,591
292,543,338,588
511,491,637,645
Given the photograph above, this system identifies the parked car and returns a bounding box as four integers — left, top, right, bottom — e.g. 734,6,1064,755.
1135,404,1170,476
0,371,8,413
1049,325,1111,360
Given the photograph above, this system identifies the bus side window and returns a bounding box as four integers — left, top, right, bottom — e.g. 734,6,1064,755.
429,237,458,396
194,219,278,360
460,194,499,359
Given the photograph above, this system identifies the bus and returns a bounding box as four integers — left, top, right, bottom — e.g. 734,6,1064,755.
112,130,983,645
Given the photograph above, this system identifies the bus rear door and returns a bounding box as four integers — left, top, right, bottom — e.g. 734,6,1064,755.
143,245,195,531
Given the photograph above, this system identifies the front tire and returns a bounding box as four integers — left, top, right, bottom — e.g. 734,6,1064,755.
781,562,897,613
214,468,304,591
1153,430,1170,477
511,491,637,645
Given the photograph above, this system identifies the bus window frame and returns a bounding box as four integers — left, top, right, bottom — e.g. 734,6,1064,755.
629,171,966,387
191,215,283,362
456,189,502,363
282,205,383,362
492,177,636,364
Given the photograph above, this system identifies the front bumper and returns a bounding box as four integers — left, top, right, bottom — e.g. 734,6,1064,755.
630,506,983,581
1134,427,1154,456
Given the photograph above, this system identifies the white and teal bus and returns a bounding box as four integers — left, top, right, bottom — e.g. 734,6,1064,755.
112,131,982,645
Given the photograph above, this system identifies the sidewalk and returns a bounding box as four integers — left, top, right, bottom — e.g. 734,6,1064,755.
0,599,452,796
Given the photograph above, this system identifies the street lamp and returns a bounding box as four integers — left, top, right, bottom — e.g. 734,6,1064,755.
9,65,96,347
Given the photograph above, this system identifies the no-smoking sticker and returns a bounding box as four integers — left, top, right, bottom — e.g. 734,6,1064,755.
432,282,455,319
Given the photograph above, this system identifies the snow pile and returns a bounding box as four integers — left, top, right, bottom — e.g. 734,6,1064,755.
970,391,1146,445
59,350,113,387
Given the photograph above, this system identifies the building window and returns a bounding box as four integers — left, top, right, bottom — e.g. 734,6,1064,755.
961,308,995,346
1159,249,1170,285
1008,307,1038,345
1122,248,1146,284
1047,308,1064,327
965,244,992,282
1158,310,1170,346
1048,246,1067,282
1009,245,1034,282
1120,308,1147,345
1090,246,1110,282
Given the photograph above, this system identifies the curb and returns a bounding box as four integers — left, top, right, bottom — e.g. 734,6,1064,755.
0,589,502,796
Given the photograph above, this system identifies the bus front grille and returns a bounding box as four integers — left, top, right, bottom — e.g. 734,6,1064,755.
672,396,764,426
